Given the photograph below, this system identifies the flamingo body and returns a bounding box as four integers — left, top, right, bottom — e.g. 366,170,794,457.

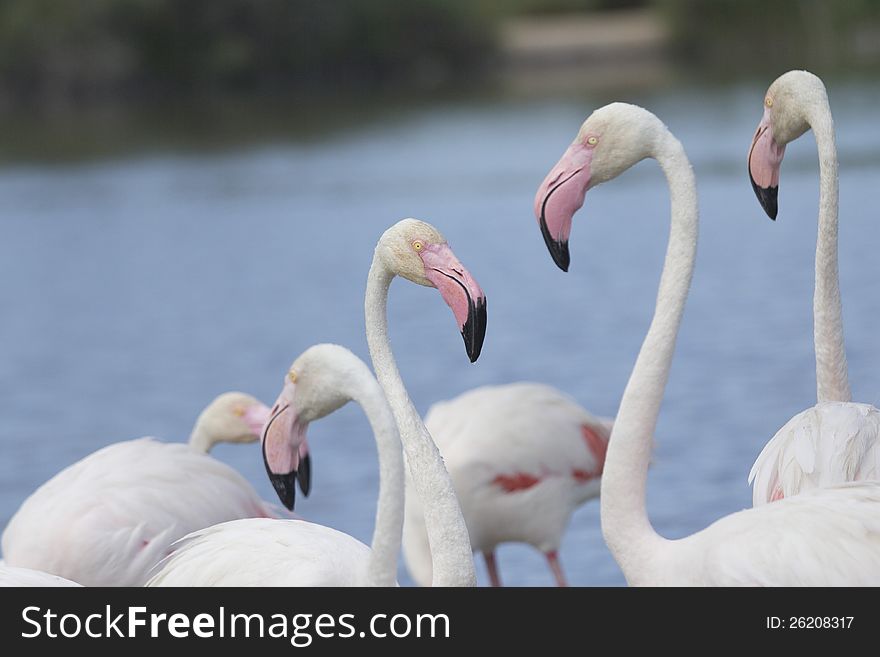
0,565,82,587
749,402,880,504
654,482,880,586
2,437,277,586
403,382,611,586
148,518,373,587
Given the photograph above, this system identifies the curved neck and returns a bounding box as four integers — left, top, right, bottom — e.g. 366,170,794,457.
187,416,216,453
600,131,698,583
808,102,850,403
365,258,476,587
344,367,405,587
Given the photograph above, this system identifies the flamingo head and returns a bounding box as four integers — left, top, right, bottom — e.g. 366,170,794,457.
376,218,487,362
534,103,663,271
261,345,361,509
190,392,271,449
748,70,825,220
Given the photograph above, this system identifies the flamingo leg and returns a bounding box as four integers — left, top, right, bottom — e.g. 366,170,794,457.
545,550,568,587
484,551,502,587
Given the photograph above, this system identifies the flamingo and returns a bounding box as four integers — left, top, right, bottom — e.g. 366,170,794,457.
1,391,290,586
534,101,880,585
402,383,612,587
365,218,486,586
0,565,81,587
148,345,405,586
747,70,880,504
149,219,487,587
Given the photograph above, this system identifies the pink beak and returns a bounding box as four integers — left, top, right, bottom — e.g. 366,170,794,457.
242,403,271,438
534,141,594,271
261,380,309,510
748,107,786,220
419,243,487,362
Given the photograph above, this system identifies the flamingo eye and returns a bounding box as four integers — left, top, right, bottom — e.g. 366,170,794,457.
586,136,598,146
233,407,245,417
412,240,424,251
288,371,297,383
765,96,773,108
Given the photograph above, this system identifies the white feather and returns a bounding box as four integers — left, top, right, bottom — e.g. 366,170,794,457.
2,438,278,586
403,382,611,586
684,483,880,586
0,565,81,587
147,518,376,587
749,402,880,505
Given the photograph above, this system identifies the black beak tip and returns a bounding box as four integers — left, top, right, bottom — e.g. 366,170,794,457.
539,214,570,272
550,241,570,272
461,296,487,363
297,453,312,498
749,175,778,220
268,471,297,511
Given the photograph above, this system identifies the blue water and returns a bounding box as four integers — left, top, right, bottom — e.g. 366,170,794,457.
2,80,880,586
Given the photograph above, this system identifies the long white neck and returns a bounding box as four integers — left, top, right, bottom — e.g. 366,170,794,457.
344,365,405,586
187,414,223,454
364,259,476,587
600,130,698,584
808,100,850,403
187,426,214,454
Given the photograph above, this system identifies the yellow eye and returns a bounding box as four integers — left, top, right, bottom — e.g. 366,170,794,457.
233,407,245,417
288,371,297,383
765,96,773,108
412,240,424,251
586,136,598,146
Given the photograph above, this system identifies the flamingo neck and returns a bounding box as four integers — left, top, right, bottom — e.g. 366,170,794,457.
187,412,221,454
365,258,476,587
343,363,404,586
187,426,213,454
808,100,850,403
600,130,698,584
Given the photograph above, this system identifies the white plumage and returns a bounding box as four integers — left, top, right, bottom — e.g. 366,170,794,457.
0,565,82,587
148,518,372,587
403,382,611,586
2,392,279,586
749,402,880,504
3,438,278,586
666,482,880,586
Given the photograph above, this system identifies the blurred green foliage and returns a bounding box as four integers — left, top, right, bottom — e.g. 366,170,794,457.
0,0,493,107
0,0,878,111
478,0,646,14
657,0,880,74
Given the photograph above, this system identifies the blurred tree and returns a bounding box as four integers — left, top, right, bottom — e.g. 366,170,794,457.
656,0,880,75
477,0,647,15
0,0,494,109
1,0,877,112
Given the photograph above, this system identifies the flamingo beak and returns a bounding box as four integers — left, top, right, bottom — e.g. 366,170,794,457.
420,243,487,363
261,380,307,510
241,403,271,440
748,108,786,220
534,141,594,271
297,441,312,497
